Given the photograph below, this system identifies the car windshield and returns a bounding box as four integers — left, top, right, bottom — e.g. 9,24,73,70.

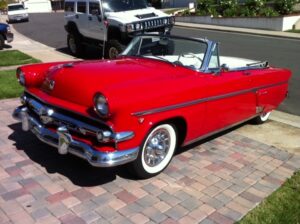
121,35,208,70
102,0,147,12
8,5,25,11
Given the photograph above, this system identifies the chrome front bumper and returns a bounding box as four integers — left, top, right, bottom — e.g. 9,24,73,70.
13,106,139,167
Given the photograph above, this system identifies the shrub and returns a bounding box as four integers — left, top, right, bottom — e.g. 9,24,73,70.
239,6,257,16
259,7,280,16
196,0,214,11
245,0,266,13
220,0,239,17
274,0,298,15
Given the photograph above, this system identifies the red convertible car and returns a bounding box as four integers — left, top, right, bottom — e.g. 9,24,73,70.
13,34,291,178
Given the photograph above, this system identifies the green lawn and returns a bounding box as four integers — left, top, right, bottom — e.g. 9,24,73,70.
0,70,23,99
238,170,300,224
0,50,40,67
286,29,300,33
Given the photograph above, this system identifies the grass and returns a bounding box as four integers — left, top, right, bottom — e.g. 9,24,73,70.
0,50,40,67
286,29,300,33
238,170,300,224
0,70,23,99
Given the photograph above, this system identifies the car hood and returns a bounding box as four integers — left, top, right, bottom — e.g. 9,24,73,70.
106,7,169,23
39,57,196,109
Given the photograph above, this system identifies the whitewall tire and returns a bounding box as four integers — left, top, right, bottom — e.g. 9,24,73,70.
253,111,271,124
131,124,177,179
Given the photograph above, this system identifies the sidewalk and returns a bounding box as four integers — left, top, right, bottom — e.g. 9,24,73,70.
175,22,300,40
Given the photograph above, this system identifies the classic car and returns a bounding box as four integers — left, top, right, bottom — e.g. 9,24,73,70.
13,34,291,178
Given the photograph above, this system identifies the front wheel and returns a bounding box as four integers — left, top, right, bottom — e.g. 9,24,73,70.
105,39,124,59
67,33,84,57
130,124,177,179
253,111,271,124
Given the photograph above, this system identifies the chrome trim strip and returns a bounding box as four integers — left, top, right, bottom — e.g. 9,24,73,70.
183,115,258,146
13,106,139,167
132,81,288,116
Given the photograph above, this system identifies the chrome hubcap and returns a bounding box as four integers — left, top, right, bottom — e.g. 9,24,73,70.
144,129,170,167
109,47,119,59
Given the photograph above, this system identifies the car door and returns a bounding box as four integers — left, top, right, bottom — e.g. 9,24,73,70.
201,47,257,134
76,1,89,37
87,0,105,41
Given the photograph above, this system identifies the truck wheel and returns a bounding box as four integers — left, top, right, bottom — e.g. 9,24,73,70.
0,35,4,50
130,124,177,179
67,33,84,56
105,39,124,59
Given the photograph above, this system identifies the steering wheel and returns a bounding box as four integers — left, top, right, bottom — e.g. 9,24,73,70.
177,53,203,64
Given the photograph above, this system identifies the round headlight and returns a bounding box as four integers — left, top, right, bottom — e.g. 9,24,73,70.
18,69,26,86
94,93,109,118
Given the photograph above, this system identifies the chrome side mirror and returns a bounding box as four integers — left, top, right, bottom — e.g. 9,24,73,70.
214,63,229,76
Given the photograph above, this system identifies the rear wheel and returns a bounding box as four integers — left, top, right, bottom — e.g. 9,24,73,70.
130,124,177,179
0,35,4,50
253,111,271,124
67,33,84,56
105,39,124,59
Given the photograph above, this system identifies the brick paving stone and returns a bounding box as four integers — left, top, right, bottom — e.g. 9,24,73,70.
86,186,106,197
46,190,72,204
178,215,199,224
158,192,181,206
161,218,179,224
189,208,207,222
200,195,224,210
115,190,138,204
136,194,160,208
96,205,122,221
215,193,232,205
218,207,243,221
48,202,70,218
62,196,81,209
1,188,27,201
142,207,168,223
180,197,203,211
130,213,150,224
240,191,263,203
165,205,189,220
118,203,144,218
92,192,116,205
72,188,94,201
108,198,126,211
200,218,216,224
59,214,85,224
153,201,172,213
71,200,98,216
209,211,234,224
80,211,100,224
226,201,249,214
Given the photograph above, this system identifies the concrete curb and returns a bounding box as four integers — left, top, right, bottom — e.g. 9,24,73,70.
175,22,300,40
270,111,300,129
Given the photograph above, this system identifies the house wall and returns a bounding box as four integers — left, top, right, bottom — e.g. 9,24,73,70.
161,0,196,8
23,0,52,13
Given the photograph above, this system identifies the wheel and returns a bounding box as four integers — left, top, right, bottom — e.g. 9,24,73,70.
0,35,4,50
105,39,124,59
67,33,84,56
253,111,271,124
130,124,177,179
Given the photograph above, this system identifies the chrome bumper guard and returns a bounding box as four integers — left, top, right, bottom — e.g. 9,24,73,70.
13,106,139,167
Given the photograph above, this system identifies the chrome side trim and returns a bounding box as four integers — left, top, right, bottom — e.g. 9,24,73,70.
132,81,288,116
13,106,139,167
183,115,258,146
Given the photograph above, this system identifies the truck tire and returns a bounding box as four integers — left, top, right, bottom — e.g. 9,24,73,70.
67,33,84,57
0,35,4,50
105,39,124,59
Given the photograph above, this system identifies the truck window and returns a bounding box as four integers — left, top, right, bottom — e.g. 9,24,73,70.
65,2,75,12
77,1,86,13
89,2,100,15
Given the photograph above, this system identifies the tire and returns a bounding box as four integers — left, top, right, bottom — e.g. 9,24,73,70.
0,35,4,50
252,111,271,124
67,33,84,56
130,124,177,179
105,39,124,59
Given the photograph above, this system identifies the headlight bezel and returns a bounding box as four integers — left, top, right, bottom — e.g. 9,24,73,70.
17,68,26,86
93,93,110,118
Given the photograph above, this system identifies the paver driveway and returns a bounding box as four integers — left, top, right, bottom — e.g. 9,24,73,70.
0,99,299,224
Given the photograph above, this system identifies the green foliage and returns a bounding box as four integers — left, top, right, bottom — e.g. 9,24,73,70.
0,50,40,67
0,0,7,10
259,7,280,17
220,0,239,17
274,0,298,14
196,0,214,11
245,0,266,14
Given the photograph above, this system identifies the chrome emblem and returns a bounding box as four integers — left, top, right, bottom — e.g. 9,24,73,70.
49,80,55,90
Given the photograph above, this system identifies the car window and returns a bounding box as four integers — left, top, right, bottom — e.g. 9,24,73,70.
89,2,100,15
65,2,75,12
8,4,25,11
77,1,86,13
208,44,220,70
102,0,147,12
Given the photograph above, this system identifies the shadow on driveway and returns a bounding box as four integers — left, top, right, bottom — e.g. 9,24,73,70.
8,123,137,187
